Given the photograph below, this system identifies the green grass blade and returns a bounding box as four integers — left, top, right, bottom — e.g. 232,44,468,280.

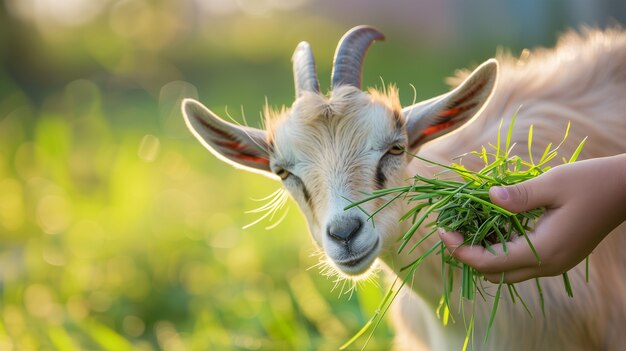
480,146,488,164
338,308,377,350
535,278,546,318
410,153,497,183
371,185,412,195
367,191,406,220
505,108,520,159
400,195,453,251
48,326,79,351
493,225,507,254
461,313,475,351
401,241,440,271
353,255,429,351
399,202,431,221
460,193,514,216
562,272,574,298
568,136,587,163
461,264,475,300
528,124,534,166
509,283,533,317
407,227,437,254
495,118,504,159
339,276,400,350
436,295,452,326
484,273,505,343
80,319,135,351
511,216,540,263
538,142,553,165
399,213,430,252
506,283,516,304
440,242,450,321
554,121,571,152
343,194,387,210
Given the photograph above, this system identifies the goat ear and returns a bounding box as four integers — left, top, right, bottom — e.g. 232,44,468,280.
182,98,272,176
403,59,498,150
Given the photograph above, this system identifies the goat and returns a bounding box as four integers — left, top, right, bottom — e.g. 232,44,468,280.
181,26,626,350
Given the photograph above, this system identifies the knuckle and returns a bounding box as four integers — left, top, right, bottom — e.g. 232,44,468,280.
510,183,530,208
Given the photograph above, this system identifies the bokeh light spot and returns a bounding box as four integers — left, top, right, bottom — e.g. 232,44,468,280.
6,0,107,27
24,284,63,323
159,80,198,138
36,195,72,235
155,321,185,351
138,134,161,162
0,178,25,231
3,305,26,338
109,0,149,39
66,220,105,259
66,295,89,321
65,79,102,116
122,315,145,337
205,212,240,249
14,143,41,180
42,246,66,266
88,291,112,313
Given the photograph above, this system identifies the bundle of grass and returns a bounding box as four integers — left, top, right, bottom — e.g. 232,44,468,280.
342,112,587,350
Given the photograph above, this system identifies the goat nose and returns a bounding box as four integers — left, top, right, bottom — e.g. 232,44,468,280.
327,217,362,243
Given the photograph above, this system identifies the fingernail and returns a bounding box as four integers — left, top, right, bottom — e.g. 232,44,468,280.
491,186,509,201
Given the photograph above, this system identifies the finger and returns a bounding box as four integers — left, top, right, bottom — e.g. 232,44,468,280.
440,231,540,274
438,229,497,271
487,250,589,284
489,172,561,213
482,262,563,284
480,213,574,283
483,268,540,284
438,230,464,252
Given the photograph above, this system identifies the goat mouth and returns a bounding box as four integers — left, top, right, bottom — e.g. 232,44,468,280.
334,238,380,274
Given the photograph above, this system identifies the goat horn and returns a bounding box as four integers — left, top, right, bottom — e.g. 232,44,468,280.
331,25,385,90
292,41,320,97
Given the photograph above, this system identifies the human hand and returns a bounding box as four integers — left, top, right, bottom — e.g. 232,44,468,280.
439,154,626,283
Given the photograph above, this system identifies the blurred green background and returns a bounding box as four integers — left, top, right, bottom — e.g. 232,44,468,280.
0,1,624,350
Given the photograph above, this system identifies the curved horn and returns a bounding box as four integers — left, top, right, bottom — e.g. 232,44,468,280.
292,41,320,97
331,25,385,89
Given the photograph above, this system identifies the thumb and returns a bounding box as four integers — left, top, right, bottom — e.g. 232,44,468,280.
489,176,554,213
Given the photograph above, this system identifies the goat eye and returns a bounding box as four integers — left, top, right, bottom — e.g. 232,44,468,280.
276,168,291,180
387,144,405,156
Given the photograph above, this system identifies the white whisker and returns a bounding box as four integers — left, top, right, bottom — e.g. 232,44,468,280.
243,188,290,230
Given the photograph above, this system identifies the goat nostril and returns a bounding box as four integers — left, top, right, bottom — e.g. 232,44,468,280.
327,218,363,243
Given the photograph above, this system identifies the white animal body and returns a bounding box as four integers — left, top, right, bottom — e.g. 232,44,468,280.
182,26,626,350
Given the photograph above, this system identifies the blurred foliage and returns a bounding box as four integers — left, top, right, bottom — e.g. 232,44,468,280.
0,1,400,350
